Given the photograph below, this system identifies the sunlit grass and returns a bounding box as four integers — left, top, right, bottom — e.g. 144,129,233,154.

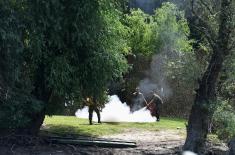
41,115,186,137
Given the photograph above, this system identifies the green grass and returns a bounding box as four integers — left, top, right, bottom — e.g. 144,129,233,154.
42,115,186,137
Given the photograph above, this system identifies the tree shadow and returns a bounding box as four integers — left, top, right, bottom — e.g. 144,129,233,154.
102,122,121,125
79,123,102,126
40,124,97,138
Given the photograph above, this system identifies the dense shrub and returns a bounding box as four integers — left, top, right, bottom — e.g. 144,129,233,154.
212,101,235,142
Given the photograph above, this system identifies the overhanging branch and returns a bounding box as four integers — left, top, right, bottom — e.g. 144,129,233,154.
198,0,214,15
191,0,217,49
191,24,217,50
228,40,235,51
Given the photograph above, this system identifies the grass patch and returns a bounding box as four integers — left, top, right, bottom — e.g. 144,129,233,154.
42,115,186,137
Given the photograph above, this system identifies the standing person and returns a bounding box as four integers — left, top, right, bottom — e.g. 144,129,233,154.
133,88,163,121
147,92,163,121
85,97,101,125
133,87,148,106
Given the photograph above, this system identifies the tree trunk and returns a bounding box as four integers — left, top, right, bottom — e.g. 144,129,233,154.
229,137,235,155
184,0,233,153
184,38,233,155
28,109,46,135
19,63,52,136
183,52,224,153
15,108,46,136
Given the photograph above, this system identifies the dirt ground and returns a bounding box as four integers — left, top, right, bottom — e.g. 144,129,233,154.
101,129,185,154
0,129,228,155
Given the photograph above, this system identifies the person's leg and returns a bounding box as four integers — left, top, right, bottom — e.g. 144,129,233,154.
156,113,160,121
94,107,101,123
88,106,93,125
156,106,161,121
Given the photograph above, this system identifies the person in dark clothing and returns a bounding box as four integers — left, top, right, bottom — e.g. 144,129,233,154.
133,88,163,121
133,87,147,106
85,97,101,125
146,92,163,121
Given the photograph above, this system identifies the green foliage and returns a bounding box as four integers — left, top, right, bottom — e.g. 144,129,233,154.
212,100,235,142
124,3,192,56
0,0,27,90
0,0,129,130
120,3,194,117
124,2,192,57
0,0,44,129
153,2,192,53
125,9,154,56
215,56,235,142
221,79,235,101
26,0,129,111
220,53,235,102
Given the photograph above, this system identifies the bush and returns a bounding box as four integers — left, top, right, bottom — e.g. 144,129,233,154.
212,100,235,142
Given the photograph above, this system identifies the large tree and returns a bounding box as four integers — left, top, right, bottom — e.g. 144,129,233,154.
0,0,129,135
0,0,40,134
183,0,234,153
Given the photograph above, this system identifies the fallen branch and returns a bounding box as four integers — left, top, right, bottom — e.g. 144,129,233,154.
46,137,137,148
45,135,136,144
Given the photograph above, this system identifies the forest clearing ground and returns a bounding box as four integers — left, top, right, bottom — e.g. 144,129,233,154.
42,116,229,154
101,128,186,154
0,116,228,155
41,116,187,154
42,116,186,137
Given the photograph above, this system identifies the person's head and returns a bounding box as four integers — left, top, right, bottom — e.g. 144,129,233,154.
86,97,92,102
150,90,158,95
135,87,140,93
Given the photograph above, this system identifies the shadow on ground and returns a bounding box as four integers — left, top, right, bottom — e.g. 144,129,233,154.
40,124,98,138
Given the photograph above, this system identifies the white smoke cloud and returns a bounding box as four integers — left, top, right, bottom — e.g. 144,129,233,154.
182,151,197,155
75,95,156,122
137,52,173,100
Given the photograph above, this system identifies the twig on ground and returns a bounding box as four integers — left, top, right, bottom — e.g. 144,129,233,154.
11,144,16,153
67,144,77,151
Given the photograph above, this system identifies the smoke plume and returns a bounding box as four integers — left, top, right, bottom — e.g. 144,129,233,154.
76,95,156,122
132,50,175,112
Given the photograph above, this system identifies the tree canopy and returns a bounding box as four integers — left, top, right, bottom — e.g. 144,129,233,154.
0,0,129,133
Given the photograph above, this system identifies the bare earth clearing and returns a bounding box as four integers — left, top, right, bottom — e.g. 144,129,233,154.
0,129,228,155
101,129,185,154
